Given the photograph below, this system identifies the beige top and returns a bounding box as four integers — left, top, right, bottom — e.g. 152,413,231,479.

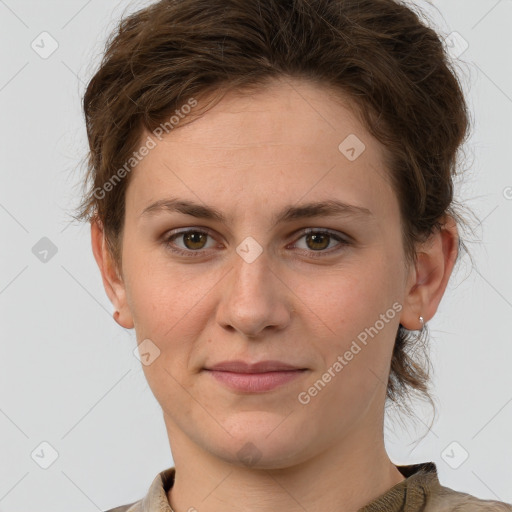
104,462,512,512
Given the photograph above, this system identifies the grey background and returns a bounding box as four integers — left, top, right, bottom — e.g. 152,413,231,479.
0,0,511,510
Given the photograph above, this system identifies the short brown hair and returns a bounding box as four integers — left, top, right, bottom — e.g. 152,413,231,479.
74,0,472,418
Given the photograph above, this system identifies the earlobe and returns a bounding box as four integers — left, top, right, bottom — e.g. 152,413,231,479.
90,218,134,329
400,216,459,331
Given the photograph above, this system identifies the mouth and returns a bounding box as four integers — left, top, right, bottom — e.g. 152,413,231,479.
203,360,308,393
204,369,308,393
204,359,307,373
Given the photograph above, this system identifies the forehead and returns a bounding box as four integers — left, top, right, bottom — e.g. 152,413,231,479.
126,78,397,225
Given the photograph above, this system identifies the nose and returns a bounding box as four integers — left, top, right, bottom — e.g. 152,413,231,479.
215,251,293,339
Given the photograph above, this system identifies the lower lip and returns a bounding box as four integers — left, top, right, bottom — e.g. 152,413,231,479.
205,370,306,392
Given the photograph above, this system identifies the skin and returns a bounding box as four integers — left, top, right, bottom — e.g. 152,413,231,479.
91,77,458,512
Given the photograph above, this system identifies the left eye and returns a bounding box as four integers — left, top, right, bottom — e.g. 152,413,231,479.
291,229,349,254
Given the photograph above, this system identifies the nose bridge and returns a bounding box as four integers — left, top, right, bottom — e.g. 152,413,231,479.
217,242,290,337
230,242,272,302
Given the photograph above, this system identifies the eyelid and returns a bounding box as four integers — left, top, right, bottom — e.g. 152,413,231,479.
295,227,351,242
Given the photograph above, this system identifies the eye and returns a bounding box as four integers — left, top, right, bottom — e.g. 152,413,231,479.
162,227,351,258
291,228,351,257
163,228,218,256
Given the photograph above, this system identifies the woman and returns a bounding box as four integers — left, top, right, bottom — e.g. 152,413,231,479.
75,0,512,510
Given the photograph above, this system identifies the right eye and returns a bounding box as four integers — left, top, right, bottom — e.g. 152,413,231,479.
163,228,219,256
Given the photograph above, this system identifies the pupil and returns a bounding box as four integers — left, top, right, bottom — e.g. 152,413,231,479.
185,232,206,249
308,233,328,250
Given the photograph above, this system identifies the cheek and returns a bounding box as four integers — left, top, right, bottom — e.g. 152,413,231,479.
298,253,402,385
304,261,398,338
122,240,201,335
121,244,214,385
296,271,399,429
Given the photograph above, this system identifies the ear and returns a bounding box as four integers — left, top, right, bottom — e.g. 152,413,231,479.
90,218,134,329
400,215,459,330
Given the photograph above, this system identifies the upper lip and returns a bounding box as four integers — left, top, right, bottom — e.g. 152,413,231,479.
205,360,306,373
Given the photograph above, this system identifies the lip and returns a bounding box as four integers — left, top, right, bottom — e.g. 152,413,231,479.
205,359,306,373
205,369,307,392
203,360,308,393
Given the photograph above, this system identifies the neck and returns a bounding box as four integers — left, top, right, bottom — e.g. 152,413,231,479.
165,417,405,512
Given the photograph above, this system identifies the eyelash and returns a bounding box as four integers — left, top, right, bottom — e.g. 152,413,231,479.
162,227,352,258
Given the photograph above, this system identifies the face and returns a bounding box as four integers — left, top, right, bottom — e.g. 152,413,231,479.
109,78,415,468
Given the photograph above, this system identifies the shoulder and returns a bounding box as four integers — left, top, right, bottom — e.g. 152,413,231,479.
103,500,141,512
425,484,512,511
102,466,175,512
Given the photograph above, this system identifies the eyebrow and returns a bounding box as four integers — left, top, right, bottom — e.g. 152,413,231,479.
139,197,374,227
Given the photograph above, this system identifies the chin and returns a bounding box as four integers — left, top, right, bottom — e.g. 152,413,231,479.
206,424,313,470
